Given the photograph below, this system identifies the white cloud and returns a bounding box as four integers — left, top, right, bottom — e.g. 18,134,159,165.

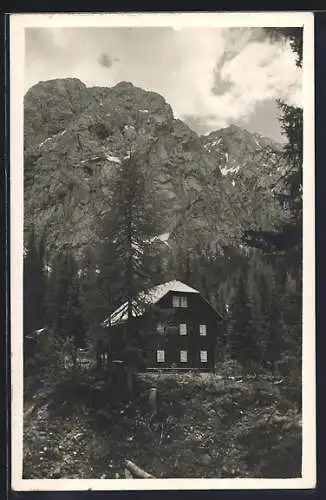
25,27,301,135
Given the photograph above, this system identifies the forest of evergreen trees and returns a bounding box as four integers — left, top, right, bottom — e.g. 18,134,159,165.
23,28,303,392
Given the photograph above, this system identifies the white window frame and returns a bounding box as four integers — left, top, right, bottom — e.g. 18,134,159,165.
157,323,164,334
157,350,165,363
172,295,188,308
200,350,208,363
173,295,180,308
179,323,187,336
199,324,207,336
180,350,188,363
181,296,188,308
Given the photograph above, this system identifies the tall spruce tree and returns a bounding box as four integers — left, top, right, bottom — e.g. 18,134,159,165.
99,150,164,394
105,151,163,329
46,249,85,355
229,272,254,370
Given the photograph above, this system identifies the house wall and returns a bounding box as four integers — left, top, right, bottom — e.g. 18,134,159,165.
143,291,219,372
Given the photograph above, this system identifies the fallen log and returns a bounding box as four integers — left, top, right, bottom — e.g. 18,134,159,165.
124,460,155,478
124,468,133,479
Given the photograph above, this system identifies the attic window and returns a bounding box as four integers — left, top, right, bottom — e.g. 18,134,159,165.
179,324,187,336
180,350,188,363
199,324,207,336
157,350,165,363
172,295,188,308
200,350,208,363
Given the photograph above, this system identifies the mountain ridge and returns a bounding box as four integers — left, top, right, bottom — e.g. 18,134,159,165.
24,78,288,259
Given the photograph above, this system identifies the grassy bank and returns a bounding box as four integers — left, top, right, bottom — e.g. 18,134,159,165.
23,370,301,479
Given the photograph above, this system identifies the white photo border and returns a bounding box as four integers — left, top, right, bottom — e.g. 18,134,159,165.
10,11,316,491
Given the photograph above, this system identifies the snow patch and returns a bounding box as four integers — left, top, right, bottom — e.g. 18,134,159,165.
220,165,240,176
210,138,222,148
157,232,170,243
138,109,149,113
254,138,262,149
149,232,170,247
105,154,121,164
39,130,66,147
45,264,52,274
232,180,236,187
39,137,52,148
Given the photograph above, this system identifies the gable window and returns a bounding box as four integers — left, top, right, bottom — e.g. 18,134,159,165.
172,295,188,308
172,295,180,307
181,296,188,308
179,323,187,335
180,350,188,363
199,324,207,336
157,350,165,363
200,350,208,363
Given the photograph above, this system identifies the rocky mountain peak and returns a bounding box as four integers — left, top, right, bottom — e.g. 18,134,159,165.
24,78,288,259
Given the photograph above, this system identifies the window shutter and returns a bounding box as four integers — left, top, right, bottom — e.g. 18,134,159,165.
179,323,187,335
180,350,188,362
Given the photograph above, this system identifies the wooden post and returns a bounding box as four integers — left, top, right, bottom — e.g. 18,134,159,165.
149,387,157,413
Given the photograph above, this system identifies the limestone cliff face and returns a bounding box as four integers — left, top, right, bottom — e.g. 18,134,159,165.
24,78,288,259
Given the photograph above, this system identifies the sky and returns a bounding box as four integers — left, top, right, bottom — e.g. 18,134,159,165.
25,26,302,143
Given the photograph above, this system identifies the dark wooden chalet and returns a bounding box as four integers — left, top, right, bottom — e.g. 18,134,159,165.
103,280,223,372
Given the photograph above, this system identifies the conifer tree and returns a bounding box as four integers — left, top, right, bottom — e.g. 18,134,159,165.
229,273,253,370
98,150,164,394
105,151,163,328
23,230,47,335
46,249,85,356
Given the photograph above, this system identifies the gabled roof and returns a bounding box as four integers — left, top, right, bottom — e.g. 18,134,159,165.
103,280,199,327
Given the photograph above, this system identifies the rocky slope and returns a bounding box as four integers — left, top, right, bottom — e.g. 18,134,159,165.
201,124,285,187
23,371,301,479
24,78,289,260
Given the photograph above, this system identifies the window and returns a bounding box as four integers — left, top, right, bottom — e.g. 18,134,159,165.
172,295,188,308
157,350,165,363
157,323,164,334
179,323,187,335
173,295,180,307
180,350,188,363
181,296,188,308
200,350,208,363
199,324,207,336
